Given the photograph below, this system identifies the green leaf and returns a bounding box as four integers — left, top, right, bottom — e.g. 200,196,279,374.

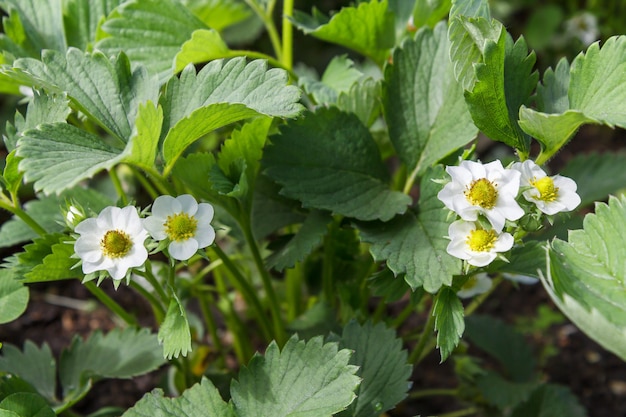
384,22,477,176
231,336,359,417
9,49,159,142
266,210,331,271
464,30,537,153
542,196,626,361
180,0,251,31
336,77,382,127
0,342,57,403
433,287,464,362
412,0,451,29
158,295,192,359
356,166,461,292
336,321,412,417
0,375,38,400
0,392,55,417
449,0,491,19
367,268,410,302
560,152,626,206
17,123,124,194
487,240,547,280
161,58,302,172
0,269,28,324
174,29,234,73
96,0,207,83
510,384,586,417
59,328,165,401
63,0,126,51
299,55,364,105
475,372,538,410
448,16,502,91
123,101,163,170
465,315,536,381
535,57,570,114
251,175,307,239
171,152,220,203
290,0,395,64
0,0,66,56
2,151,23,197
263,107,410,222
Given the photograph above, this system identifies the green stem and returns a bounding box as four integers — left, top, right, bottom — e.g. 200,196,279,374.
403,164,420,195
285,262,303,322
109,168,128,205
129,166,159,200
408,299,436,364
321,230,334,305
241,218,286,345
130,280,165,323
438,407,479,417
371,299,387,323
410,388,458,399
84,281,138,327
282,0,295,71
211,245,273,341
0,199,47,236
390,301,415,329
214,270,253,362
135,265,169,305
245,0,283,60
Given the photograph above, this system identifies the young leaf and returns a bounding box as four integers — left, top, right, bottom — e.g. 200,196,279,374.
9,49,159,142
174,29,234,73
23,236,80,283
96,0,207,83
161,58,302,172
263,107,411,222
266,210,331,271
59,328,166,400
0,392,55,417
433,287,465,362
158,295,192,359
384,22,477,176
356,166,461,293
299,55,364,105
290,0,395,64
122,378,234,417
0,342,58,404
17,123,124,194
510,384,586,417
464,315,536,382
123,101,163,171
412,0,452,29
63,0,125,50
231,336,360,417
560,152,626,206
336,78,382,127
541,196,626,361
0,269,28,324
335,321,412,417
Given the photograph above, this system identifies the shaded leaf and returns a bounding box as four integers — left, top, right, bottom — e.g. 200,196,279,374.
263,107,410,222
476,372,538,410
0,392,55,417
433,287,464,362
0,342,57,403
336,77,381,127
560,152,626,206
510,384,586,417
0,269,28,324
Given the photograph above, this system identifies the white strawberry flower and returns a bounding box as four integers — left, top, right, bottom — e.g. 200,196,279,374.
511,160,581,215
457,273,493,299
446,220,514,267
437,160,524,232
74,206,149,280
144,195,215,261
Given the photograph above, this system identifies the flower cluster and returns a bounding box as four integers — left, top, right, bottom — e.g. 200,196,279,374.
438,159,580,268
73,195,216,282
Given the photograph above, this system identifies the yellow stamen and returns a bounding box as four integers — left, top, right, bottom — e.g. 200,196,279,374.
531,176,559,202
101,230,133,258
164,213,198,241
465,178,498,209
466,229,497,252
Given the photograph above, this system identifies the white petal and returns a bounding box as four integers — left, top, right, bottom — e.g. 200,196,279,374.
461,160,487,178
484,210,506,233
169,239,199,260
447,239,471,260
152,195,178,218
447,165,473,185
143,216,168,240
466,251,497,267
493,232,514,252
96,206,117,229
195,203,214,224
75,217,100,235
194,225,216,248
176,194,198,215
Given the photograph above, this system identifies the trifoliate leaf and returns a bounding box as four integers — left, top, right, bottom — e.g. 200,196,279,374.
63,0,125,50
174,29,233,73
59,328,166,401
542,196,626,361
560,152,626,206
161,58,302,172
266,210,331,271
180,0,251,31
158,295,192,359
448,16,502,91
122,378,234,417
335,321,412,417
464,30,537,154
0,342,57,404
290,0,395,64
0,269,28,324
384,22,477,176
8,49,159,142
17,123,124,194
433,287,464,362
510,384,586,417
124,101,163,170
231,336,360,417
263,107,411,221
0,0,66,56
96,0,207,83
356,165,461,293
465,315,536,382
0,392,55,417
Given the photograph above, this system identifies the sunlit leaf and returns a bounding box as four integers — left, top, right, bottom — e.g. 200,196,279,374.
174,29,233,73
158,295,192,359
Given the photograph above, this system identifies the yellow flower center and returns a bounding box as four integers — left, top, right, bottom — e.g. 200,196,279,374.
466,229,497,252
531,176,559,202
101,230,133,258
465,178,498,209
165,213,198,241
